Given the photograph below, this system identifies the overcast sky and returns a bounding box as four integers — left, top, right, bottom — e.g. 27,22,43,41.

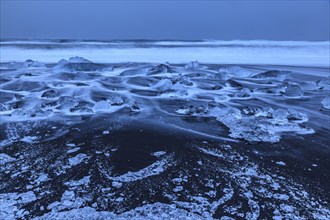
1,0,329,41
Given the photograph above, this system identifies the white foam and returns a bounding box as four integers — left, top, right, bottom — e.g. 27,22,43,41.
1,40,329,66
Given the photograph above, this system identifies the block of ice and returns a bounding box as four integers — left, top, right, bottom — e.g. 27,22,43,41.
219,66,253,78
316,78,330,91
24,59,45,68
148,64,175,75
68,56,93,63
272,109,289,124
321,96,330,109
129,102,141,112
41,89,58,98
252,70,290,81
57,96,79,110
0,153,16,165
109,96,124,106
209,106,313,142
185,61,200,69
11,108,53,118
243,106,274,118
152,79,173,92
235,88,251,98
284,85,303,98
176,105,208,115
93,100,111,111
53,56,108,72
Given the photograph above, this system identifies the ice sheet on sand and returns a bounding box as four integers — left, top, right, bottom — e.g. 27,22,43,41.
34,203,203,220
104,156,173,183
0,191,37,219
68,153,89,166
209,106,314,142
0,153,16,164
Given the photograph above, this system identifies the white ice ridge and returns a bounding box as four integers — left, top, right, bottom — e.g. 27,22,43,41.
103,155,173,183
1,40,329,66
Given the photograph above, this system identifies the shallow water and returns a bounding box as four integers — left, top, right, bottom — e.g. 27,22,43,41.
0,42,330,219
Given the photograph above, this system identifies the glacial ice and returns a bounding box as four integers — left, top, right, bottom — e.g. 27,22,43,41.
235,88,251,98
57,96,79,110
152,78,187,96
93,100,111,111
148,64,175,75
185,61,200,69
41,89,58,98
53,56,108,72
316,78,330,91
24,59,45,68
108,95,124,106
284,84,303,98
176,105,209,115
321,96,330,109
209,106,313,142
219,66,253,78
11,108,53,118
0,153,16,165
68,56,93,63
252,70,290,81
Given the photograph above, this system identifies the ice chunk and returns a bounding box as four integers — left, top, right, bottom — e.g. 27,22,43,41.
219,66,253,78
68,153,88,166
254,86,285,95
0,103,9,111
68,56,93,63
153,79,173,91
176,105,208,115
209,107,242,120
243,106,274,117
57,96,79,110
316,78,330,91
235,88,251,98
287,109,309,123
129,102,141,112
148,64,175,75
272,109,289,123
185,61,200,69
152,151,166,157
70,106,94,114
284,85,303,98
109,95,124,106
209,106,313,142
321,96,330,109
24,59,45,68
93,100,111,111
0,153,16,165
11,108,53,118
252,70,290,81
225,79,243,89
53,56,108,72
41,89,58,98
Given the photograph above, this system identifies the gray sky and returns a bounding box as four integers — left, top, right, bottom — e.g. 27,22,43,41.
1,0,329,41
